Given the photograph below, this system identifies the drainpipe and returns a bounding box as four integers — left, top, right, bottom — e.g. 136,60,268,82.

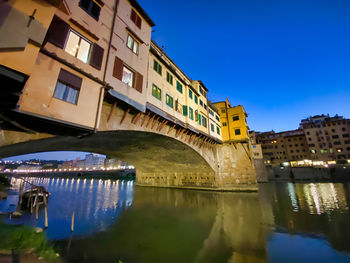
94,0,119,132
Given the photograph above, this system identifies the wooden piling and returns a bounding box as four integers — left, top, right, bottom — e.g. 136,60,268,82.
71,212,75,232
43,194,48,228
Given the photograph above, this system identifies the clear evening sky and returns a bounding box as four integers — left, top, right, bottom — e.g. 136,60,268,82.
139,0,350,132
3,0,350,161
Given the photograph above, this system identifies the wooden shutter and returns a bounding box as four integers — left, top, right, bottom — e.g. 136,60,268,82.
130,9,136,23
183,106,188,116
89,43,104,70
136,16,141,28
58,69,82,90
45,15,70,49
135,72,143,93
113,56,123,80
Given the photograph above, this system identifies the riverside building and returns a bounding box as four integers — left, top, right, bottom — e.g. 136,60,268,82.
213,99,249,142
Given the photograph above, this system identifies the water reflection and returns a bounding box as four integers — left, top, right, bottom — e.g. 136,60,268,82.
2,178,350,263
1,177,134,239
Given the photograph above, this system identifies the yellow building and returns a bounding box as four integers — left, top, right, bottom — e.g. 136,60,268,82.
213,99,249,142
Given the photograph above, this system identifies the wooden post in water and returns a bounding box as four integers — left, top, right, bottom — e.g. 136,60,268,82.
71,212,75,232
43,194,48,228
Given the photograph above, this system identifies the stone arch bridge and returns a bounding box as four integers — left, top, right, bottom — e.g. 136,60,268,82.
0,101,257,191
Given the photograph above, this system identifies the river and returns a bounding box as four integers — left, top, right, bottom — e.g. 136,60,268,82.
1,177,350,263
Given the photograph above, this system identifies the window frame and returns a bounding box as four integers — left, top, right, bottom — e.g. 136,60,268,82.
152,84,161,101
121,65,134,88
126,34,139,55
79,0,101,21
166,71,173,85
153,59,162,75
166,94,174,108
176,80,183,93
64,29,92,63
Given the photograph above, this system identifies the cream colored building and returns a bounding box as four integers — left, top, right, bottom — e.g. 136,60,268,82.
208,104,222,141
147,41,191,126
191,80,209,135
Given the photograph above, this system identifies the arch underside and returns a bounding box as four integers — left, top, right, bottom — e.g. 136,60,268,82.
0,130,214,174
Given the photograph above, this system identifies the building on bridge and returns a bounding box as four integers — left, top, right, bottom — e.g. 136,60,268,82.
213,99,249,143
0,0,259,191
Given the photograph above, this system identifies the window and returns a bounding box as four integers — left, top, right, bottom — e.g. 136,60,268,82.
198,114,201,125
189,107,194,120
186,89,192,99
195,110,198,121
332,135,339,139
200,100,203,106
65,30,91,63
345,140,350,144
222,122,227,127
79,0,101,21
209,109,214,116
202,116,207,128
216,115,220,122
342,134,349,138
217,126,220,135
166,72,173,85
235,129,241,135
176,81,183,93
166,94,173,108
122,66,133,87
152,84,161,100
233,115,239,121
194,95,198,104
204,104,207,110
221,109,225,114
153,60,162,75
211,123,215,132
126,34,139,54
334,141,341,145
130,9,141,28
53,69,82,105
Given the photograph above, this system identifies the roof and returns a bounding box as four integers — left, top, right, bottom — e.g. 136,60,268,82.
128,0,156,27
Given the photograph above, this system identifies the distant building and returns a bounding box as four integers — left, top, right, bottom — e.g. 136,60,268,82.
255,129,311,165
300,115,350,162
248,131,263,159
85,154,105,169
213,99,249,142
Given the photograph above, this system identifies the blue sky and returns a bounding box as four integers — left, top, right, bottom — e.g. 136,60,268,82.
3,0,350,161
139,0,350,132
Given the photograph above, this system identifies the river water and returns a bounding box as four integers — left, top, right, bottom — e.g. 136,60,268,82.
1,177,350,263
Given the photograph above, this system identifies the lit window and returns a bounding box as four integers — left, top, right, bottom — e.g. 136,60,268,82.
65,30,91,63
126,34,139,54
152,84,161,100
166,94,173,108
122,66,133,87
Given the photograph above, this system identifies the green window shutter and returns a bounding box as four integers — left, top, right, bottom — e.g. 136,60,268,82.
198,114,201,125
183,105,188,116
194,95,198,104
189,89,193,99
176,81,182,93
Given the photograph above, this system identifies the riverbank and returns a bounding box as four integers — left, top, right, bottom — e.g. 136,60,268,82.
0,169,136,181
0,218,59,262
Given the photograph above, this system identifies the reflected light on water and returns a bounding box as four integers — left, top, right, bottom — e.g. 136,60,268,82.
287,183,348,215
